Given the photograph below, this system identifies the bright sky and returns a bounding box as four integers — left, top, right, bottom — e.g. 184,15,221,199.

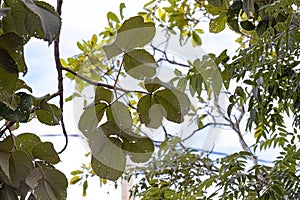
14,0,278,199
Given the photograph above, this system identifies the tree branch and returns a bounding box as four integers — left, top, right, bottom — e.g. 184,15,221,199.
55,0,68,154
60,66,148,95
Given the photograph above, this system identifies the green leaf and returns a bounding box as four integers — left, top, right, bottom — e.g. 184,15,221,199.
0,151,11,184
3,0,61,43
0,92,32,123
0,185,18,200
26,168,67,200
107,11,120,23
256,16,270,37
192,31,202,47
0,136,14,152
0,54,18,102
193,59,222,96
91,156,125,181
177,77,188,91
0,32,23,50
189,74,203,97
94,87,113,104
119,3,126,19
78,103,107,137
22,0,61,43
226,1,242,33
137,95,165,128
221,68,230,89
16,133,42,154
138,86,190,127
209,14,227,33
35,100,62,126
103,16,156,59
89,122,126,181
123,49,158,79
32,142,60,164
0,55,17,81
88,122,118,159
208,0,223,7
107,101,133,132
70,176,81,185
15,92,32,123
227,17,240,33
0,32,26,73
65,92,81,102
240,20,256,31
155,89,190,123
144,78,164,93
15,79,32,93
70,170,83,176
123,137,154,163
9,150,34,187
0,91,20,111
32,94,50,107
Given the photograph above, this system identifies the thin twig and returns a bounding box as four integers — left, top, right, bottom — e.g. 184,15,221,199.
182,122,231,141
60,66,148,96
0,121,14,137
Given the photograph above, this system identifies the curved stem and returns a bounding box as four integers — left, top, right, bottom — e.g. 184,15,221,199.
55,0,68,154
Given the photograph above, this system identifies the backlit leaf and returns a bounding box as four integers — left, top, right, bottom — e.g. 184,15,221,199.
91,156,124,181
209,14,227,33
103,16,156,59
89,122,126,181
94,87,113,104
78,103,107,137
137,95,165,128
154,89,190,123
123,49,158,79
123,137,154,163
107,101,133,132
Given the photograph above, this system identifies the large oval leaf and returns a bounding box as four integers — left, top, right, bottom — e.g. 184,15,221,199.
123,49,158,80
91,156,125,181
9,150,34,187
16,133,42,154
137,95,165,128
103,16,156,59
78,103,107,137
89,122,126,181
32,142,60,164
35,100,62,126
106,101,133,133
154,89,190,123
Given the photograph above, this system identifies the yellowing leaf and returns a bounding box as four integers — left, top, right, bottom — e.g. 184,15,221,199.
209,14,227,33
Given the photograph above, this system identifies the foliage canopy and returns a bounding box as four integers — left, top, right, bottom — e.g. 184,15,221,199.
0,0,299,199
